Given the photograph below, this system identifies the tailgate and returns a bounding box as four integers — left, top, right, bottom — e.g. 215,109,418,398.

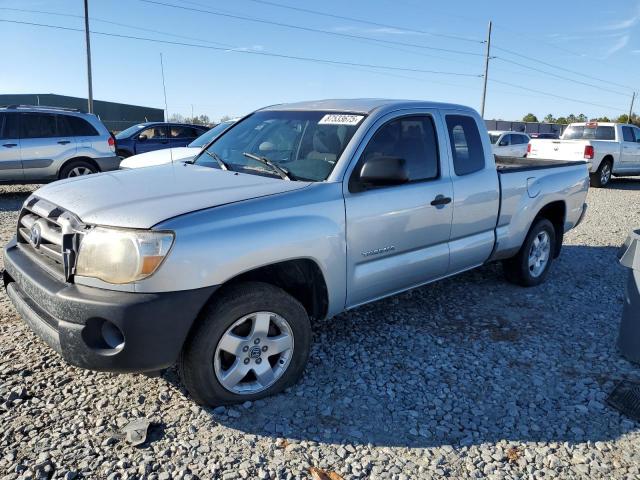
528,139,586,161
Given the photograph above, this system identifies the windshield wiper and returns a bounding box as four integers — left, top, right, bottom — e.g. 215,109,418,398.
242,152,294,181
201,149,231,171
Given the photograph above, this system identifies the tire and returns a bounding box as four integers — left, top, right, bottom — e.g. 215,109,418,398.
178,282,311,406
590,159,612,188
503,218,556,287
59,160,98,179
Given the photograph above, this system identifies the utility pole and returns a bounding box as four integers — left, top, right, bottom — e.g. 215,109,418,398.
480,20,492,119
83,0,94,113
191,104,194,120
160,53,169,121
628,92,636,124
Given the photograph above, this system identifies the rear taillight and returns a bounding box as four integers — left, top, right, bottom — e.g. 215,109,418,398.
584,145,594,160
108,136,115,151
527,143,532,153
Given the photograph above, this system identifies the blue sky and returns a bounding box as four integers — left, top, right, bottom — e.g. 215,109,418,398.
1,0,639,122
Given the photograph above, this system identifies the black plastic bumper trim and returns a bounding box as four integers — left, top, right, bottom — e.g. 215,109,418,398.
3,238,218,373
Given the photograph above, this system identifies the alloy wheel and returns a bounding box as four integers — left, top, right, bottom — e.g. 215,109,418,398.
528,230,551,278
214,311,294,395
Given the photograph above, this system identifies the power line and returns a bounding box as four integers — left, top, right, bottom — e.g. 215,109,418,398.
0,5,478,67
493,44,636,92
490,79,624,112
494,57,630,97
201,0,483,44
140,0,484,57
0,6,236,48
0,18,482,77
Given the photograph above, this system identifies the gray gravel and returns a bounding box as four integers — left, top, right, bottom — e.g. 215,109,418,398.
1,180,640,479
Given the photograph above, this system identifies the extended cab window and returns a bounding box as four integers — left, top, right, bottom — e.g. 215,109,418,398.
352,115,439,188
446,115,485,176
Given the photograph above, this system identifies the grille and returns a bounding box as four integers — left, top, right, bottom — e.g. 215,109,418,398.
17,196,85,281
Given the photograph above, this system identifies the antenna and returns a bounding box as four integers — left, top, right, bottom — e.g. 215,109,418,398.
159,52,174,164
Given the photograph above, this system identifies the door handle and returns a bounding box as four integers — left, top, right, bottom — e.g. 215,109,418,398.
58,140,71,145
2,143,17,148
431,195,452,206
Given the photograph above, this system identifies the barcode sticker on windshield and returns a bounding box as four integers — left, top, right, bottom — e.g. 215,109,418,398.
318,114,364,126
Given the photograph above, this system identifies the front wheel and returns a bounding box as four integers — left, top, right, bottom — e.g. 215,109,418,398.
178,282,311,406
503,218,556,287
590,159,612,188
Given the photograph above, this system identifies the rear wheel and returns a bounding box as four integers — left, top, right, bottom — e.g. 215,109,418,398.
590,159,612,188
503,218,556,287
178,282,311,406
59,160,98,179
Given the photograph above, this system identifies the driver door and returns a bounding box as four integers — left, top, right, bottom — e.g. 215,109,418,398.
344,111,453,308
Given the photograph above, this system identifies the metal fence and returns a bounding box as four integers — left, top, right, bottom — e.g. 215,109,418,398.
484,120,568,135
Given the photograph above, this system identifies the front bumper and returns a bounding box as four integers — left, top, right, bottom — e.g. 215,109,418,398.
94,155,122,172
2,238,217,373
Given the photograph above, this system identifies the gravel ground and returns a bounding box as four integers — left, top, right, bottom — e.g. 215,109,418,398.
1,180,640,480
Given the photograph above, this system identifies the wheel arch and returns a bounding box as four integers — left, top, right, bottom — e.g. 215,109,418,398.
533,200,566,257
57,157,101,179
207,258,329,322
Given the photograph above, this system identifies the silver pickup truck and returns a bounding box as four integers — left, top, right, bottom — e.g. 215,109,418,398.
3,99,589,406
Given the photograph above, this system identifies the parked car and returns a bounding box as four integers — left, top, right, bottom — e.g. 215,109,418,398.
0,105,119,183
115,122,208,158
529,132,559,140
119,120,237,169
2,99,589,406
488,130,530,157
528,122,640,187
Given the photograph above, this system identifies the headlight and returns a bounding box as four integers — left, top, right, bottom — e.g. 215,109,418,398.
76,227,174,284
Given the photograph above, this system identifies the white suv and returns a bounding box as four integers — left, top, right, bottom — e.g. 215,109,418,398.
488,130,530,157
0,105,119,184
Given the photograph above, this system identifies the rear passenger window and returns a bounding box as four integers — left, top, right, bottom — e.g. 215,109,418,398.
20,113,58,139
356,115,439,186
65,116,99,136
622,126,636,143
446,115,485,176
170,126,198,138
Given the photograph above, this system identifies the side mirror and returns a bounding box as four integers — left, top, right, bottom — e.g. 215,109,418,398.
138,134,148,141
498,139,508,146
358,156,408,188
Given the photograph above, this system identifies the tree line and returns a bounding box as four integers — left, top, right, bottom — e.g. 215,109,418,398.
520,113,640,126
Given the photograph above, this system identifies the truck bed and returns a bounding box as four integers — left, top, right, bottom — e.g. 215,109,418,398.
495,155,587,173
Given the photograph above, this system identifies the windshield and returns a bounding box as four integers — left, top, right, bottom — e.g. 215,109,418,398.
489,133,501,144
562,125,615,140
188,121,234,148
194,111,364,181
116,124,147,139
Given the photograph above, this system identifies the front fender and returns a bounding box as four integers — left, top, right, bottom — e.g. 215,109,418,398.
141,182,347,317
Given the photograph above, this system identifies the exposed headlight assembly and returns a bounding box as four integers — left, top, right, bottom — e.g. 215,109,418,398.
76,227,174,284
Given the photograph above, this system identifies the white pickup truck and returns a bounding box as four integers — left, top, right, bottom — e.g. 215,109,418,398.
527,122,640,187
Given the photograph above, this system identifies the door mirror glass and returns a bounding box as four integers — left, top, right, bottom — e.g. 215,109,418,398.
138,134,148,141
359,156,409,187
